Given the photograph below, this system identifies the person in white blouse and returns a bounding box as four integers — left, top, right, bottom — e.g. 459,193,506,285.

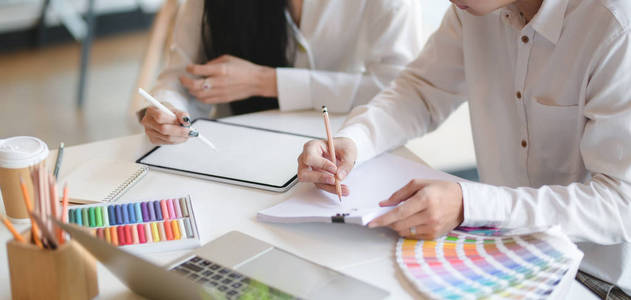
298,0,631,295
138,0,422,145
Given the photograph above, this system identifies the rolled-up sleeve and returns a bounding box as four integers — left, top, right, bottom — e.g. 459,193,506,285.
337,6,467,163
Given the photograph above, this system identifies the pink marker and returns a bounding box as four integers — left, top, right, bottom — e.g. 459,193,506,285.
132,225,139,244
167,199,176,220
160,200,169,220
144,223,153,243
173,199,182,218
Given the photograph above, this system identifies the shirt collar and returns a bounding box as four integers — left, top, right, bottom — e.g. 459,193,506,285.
496,0,568,44
528,0,569,44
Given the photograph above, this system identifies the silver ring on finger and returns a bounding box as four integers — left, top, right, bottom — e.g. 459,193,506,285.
202,78,212,90
410,226,417,235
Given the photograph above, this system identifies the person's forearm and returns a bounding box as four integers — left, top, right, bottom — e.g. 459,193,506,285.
256,66,278,98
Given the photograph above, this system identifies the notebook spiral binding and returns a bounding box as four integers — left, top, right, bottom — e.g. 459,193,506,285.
104,166,148,202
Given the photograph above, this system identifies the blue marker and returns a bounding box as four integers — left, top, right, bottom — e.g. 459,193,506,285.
75,209,83,226
108,205,116,225
122,204,130,224
148,201,156,221
154,201,163,220
128,203,136,223
116,204,123,225
134,203,142,223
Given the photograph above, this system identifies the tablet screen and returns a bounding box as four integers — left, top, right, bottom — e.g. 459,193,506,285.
137,119,316,189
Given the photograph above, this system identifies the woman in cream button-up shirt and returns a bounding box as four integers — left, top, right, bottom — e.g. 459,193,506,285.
139,0,422,145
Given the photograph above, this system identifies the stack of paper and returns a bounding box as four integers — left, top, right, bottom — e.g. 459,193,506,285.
257,153,463,225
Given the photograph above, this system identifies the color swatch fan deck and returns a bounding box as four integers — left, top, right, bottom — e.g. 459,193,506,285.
396,226,583,299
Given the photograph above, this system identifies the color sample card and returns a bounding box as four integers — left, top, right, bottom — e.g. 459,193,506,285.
68,196,200,254
396,227,580,299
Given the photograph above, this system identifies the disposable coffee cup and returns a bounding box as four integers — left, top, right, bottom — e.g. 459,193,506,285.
0,136,49,221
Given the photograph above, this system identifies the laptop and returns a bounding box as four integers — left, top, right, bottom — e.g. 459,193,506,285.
58,222,389,300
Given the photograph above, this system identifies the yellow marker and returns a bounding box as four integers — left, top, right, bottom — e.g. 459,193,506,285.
151,222,160,242
105,227,111,244
171,220,180,240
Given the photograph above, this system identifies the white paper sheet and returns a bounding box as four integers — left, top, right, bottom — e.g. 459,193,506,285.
257,153,465,225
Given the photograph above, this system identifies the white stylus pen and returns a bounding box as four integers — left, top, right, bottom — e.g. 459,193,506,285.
138,88,217,151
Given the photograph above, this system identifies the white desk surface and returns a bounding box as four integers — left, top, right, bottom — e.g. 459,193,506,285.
0,110,597,300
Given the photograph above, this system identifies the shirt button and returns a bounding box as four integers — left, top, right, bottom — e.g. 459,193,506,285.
521,140,528,148
521,35,529,43
516,91,522,99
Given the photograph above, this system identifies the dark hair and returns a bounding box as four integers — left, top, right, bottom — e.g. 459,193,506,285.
202,0,289,115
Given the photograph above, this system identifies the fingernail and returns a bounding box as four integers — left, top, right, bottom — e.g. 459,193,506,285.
188,130,199,137
183,116,191,123
327,176,336,184
337,170,346,179
328,165,337,173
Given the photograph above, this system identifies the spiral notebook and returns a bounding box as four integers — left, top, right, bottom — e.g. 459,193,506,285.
60,159,148,203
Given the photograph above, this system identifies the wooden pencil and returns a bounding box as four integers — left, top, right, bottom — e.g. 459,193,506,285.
60,183,69,244
0,214,26,243
30,212,58,250
19,177,43,248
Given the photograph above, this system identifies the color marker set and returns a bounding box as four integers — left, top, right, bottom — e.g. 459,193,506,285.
396,228,579,299
68,196,200,254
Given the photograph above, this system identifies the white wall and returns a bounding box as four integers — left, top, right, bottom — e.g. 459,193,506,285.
0,0,164,33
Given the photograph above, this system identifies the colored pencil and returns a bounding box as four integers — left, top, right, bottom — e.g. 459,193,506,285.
321,106,343,202
19,177,43,249
30,212,58,250
60,183,69,244
0,214,26,243
53,142,64,179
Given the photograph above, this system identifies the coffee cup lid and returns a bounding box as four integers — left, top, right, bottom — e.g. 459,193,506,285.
0,136,49,169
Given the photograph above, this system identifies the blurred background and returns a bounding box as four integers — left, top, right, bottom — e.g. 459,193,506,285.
0,0,476,178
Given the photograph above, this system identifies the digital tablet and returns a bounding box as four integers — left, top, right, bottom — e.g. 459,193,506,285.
136,119,317,192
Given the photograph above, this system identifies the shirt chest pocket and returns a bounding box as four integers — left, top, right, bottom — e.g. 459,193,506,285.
527,97,585,186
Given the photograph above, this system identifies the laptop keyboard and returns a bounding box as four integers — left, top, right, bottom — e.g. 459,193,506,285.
171,256,298,299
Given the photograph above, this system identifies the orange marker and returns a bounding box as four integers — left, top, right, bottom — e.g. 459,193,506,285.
1,214,25,243
110,227,119,246
164,221,173,240
104,226,112,244
171,220,181,240
19,178,43,248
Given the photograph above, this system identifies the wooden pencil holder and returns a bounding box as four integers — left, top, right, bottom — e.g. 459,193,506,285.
7,230,99,300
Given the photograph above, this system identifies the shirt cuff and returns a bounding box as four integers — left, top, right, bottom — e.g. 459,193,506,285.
459,181,507,227
151,89,190,113
276,68,312,111
336,123,376,165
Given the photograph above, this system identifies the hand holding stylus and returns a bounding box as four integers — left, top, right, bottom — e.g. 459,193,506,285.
138,88,217,150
